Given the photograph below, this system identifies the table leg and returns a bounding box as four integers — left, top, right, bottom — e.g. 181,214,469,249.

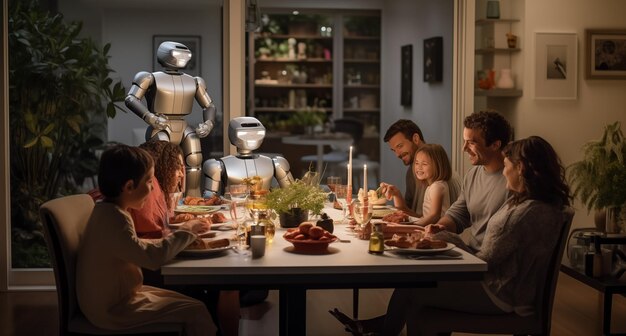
316,144,324,174
279,287,307,336
353,288,359,319
603,290,613,336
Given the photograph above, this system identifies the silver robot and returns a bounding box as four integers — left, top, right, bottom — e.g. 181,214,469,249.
125,41,216,197
203,117,294,195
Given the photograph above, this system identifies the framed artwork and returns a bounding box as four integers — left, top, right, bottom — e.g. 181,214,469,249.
423,37,443,83
534,32,578,100
401,44,412,106
585,29,626,79
153,35,201,76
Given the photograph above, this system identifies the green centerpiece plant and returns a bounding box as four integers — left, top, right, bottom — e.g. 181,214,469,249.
567,121,626,232
266,175,327,228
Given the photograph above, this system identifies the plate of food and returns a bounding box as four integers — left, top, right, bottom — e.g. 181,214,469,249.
178,238,232,257
174,205,221,215
385,242,456,255
372,208,397,219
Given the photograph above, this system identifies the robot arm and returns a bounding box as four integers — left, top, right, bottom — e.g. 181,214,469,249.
202,158,226,195
194,76,216,138
272,156,295,187
125,71,167,130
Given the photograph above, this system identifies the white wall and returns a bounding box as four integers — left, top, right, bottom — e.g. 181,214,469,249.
379,0,455,190
510,0,626,231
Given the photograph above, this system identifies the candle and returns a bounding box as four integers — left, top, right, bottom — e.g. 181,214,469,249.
348,146,353,187
363,164,367,197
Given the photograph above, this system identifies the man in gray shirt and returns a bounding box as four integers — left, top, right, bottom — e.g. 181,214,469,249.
428,111,512,251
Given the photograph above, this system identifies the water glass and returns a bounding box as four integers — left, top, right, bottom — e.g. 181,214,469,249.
229,184,249,203
353,201,373,231
334,184,350,224
327,176,342,192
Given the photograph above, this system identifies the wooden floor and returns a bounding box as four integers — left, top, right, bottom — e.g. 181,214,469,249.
1,273,625,335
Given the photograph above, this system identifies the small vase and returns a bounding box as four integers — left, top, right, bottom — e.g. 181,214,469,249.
279,208,309,228
496,69,514,89
486,0,500,19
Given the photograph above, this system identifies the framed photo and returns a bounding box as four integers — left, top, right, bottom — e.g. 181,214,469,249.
534,32,578,100
401,44,412,106
153,35,201,76
585,29,626,79
423,37,443,83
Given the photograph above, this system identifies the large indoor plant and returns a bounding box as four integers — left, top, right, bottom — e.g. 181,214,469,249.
567,121,626,232
8,0,127,267
266,177,327,228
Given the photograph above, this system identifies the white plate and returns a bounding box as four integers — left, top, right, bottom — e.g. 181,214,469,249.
387,242,455,255
169,222,229,230
177,245,233,258
174,205,221,215
373,205,390,209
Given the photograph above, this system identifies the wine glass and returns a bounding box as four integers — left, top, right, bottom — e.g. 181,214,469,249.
353,200,373,232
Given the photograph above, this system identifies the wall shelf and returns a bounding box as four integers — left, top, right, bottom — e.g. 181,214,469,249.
474,89,523,97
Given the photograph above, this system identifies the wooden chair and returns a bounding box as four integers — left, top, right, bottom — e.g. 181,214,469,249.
418,207,575,336
40,194,184,335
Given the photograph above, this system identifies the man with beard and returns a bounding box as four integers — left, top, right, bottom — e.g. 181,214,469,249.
426,110,512,252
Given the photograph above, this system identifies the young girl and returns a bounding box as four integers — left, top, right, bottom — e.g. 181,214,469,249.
76,144,213,335
385,144,452,223
412,143,452,225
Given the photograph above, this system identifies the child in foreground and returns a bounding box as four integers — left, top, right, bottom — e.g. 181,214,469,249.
76,144,213,335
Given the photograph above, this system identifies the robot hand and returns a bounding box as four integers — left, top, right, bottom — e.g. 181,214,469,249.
146,113,168,131
195,120,214,138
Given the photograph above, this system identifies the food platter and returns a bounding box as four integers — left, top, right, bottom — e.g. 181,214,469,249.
174,205,221,215
284,237,338,254
386,242,455,255
372,207,395,219
177,245,233,258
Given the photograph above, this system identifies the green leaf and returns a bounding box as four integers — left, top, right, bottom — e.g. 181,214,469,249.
23,137,39,148
40,136,53,148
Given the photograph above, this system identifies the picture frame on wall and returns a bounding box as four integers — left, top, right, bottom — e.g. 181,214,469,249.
534,32,578,100
585,29,626,79
153,35,201,76
423,37,443,83
401,44,412,106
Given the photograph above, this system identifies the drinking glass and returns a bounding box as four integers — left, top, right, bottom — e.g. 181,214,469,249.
334,184,350,224
326,176,341,192
353,201,373,231
229,184,249,203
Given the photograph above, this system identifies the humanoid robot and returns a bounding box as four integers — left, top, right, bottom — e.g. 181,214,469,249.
203,117,294,195
125,41,216,197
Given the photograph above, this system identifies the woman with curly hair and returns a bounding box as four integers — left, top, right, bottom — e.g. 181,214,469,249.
129,140,185,238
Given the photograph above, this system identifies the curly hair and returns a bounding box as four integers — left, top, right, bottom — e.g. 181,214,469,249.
503,136,572,207
384,119,425,143
139,140,184,206
415,144,452,182
464,110,511,150
98,145,154,198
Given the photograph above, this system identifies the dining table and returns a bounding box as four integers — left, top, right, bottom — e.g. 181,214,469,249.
281,132,353,174
161,206,487,336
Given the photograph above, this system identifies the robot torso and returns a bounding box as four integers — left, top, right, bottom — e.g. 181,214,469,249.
221,154,275,190
146,72,197,117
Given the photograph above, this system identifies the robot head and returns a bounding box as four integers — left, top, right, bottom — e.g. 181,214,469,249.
156,41,192,70
228,117,266,155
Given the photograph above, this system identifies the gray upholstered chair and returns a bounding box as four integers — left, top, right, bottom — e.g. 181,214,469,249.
40,194,184,335
417,207,575,336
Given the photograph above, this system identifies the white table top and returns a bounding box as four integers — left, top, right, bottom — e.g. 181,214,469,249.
161,207,487,286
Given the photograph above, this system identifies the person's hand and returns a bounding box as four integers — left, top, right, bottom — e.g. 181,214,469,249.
378,182,401,200
178,218,210,235
424,223,446,235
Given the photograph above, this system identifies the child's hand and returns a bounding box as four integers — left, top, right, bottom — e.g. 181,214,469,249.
179,218,210,235
379,182,401,200
424,224,446,235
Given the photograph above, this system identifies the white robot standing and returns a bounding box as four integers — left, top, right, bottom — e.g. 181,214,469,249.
125,41,216,197
203,117,294,195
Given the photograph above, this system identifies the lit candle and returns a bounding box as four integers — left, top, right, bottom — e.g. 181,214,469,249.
348,146,353,187
363,164,367,197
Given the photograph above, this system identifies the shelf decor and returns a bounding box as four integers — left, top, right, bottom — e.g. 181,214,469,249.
585,29,626,79
424,37,443,83
153,35,201,76
534,32,577,100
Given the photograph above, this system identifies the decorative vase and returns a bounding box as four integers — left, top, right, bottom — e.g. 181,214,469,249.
496,69,514,89
279,208,309,228
486,0,500,19
606,207,620,233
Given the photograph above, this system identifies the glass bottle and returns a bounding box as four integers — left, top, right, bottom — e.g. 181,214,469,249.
368,223,384,255
258,212,275,244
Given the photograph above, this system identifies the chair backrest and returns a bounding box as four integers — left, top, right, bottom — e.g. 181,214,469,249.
538,206,575,334
40,194,95,333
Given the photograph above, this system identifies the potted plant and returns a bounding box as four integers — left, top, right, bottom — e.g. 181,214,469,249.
567,121,626,232
266,177,327,228
9,0,126,267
